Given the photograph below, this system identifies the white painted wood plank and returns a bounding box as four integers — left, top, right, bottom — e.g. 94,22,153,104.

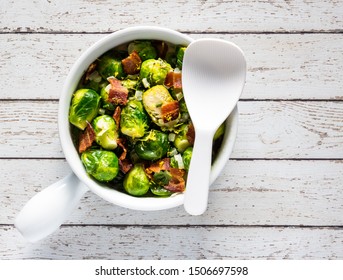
3,159,343,226
1,101,343,158
0,101,62,157
234,101,343,158
1,33,342,100
1,0,342,33
1,225,342,259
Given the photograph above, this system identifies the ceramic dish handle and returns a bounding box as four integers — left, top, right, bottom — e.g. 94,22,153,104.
15,172,88,242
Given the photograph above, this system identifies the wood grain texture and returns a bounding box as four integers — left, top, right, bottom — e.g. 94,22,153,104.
2,159,343,226
1,0,342,261
0,33,342,100
1,225,342,259
1,0,342,33
1,101,343,158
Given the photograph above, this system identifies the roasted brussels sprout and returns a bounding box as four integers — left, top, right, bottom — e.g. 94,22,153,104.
69,88,101,130
134,129,169,161
123,163,150,196
140,58,172,86
81,150,119,182
120,99,149,139
182,147,193,171
176,46,186,69
121,78,138,94
142,85,180,128
214,122,225,141
128,41,157,61
97,54,125,80
174,123,192,153
92,115,118,150
150,171,173,197
100,86,115,111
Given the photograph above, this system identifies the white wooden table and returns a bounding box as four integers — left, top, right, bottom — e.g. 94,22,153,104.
1,0,342,259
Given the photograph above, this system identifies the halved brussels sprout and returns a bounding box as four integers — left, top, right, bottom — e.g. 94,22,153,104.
150,183,173,197
100,86,115,111
134,129,169,161
140,58,172,86
81,150,119,182
142,85,180,128
182,147,193,171
120,99,149,139
214,122,226,141
69,88,101,130
92,115,118,150
128,41,157,61
123,163,150,196
97,54,125,80
174,123,192,153
121,78,138,94
176,46,186,69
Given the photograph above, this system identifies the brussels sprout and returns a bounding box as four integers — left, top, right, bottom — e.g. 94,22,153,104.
92,115,118,150
69,88,101,130
214,122,226,141
100,78,138,108
128,41,157,61
142,85,179,128
174,123,192,153
182,147,193,171
150,183,173,197
140,58,172,86
81,150,119,182
176,46,186,69
97,54,125,80
120,99,149,139
178,98,190,122
123,163,150,196
100,86,115,111
121,78,138,94
134,129,169,161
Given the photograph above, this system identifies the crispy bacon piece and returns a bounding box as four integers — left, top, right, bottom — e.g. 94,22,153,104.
108,77,128,105
164,71,182,89
186,123,195,145
112,106,121,129
84,62,97,82
116,138,133,173
164,168,186,193
116,138,128,161
145,158,186,193
121,51,142,75
78,122,95,153
161,100,179,123
145,158,171,175
119,159,133,174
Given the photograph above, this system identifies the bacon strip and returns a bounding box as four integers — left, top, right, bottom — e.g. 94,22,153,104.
78,122,95,153
108,77,128,106
119,159,133,174
164,168,186,193
145,158,186,193
84,62,97,82
116,138,128,161
121,51,142,75
112,106,121,129
145,158,171,175
164,71,182,89
161,100,179,123
116,138,133,173
186,123,195,145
